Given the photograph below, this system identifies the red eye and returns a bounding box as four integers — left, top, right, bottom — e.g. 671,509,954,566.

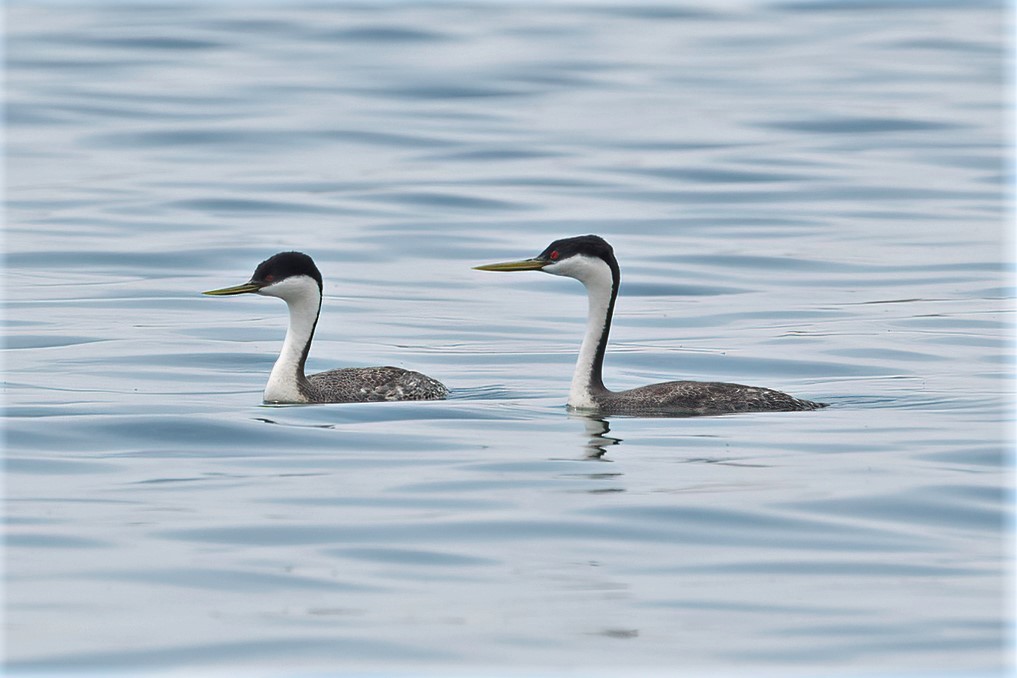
264,274,275,282
549,250,560,260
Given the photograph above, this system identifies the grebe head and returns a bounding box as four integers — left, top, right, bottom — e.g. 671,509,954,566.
203,251,323,301
474,235,618,288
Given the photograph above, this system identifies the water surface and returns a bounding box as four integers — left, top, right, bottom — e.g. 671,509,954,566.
5,2,1014,675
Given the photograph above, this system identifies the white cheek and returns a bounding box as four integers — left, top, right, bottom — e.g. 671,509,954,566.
257,276,317,302
544,256,612,287
542,260,567,277
543,258,584,278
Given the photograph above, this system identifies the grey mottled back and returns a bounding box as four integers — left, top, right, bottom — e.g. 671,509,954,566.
306,366,448,403
594,381,825,416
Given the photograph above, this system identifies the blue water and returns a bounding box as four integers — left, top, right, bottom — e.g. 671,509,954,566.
5,1,1014,675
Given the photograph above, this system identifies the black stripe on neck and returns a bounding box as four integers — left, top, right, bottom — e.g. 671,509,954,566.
589,255,620,393
295,292,321,398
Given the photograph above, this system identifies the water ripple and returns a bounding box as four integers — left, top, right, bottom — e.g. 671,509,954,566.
5,2,1010,674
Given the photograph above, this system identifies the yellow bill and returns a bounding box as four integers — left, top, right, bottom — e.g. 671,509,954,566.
202,282,263,296
473,258,547,272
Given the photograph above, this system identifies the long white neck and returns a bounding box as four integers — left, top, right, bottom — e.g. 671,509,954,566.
545,255,617,410
261,276,321,403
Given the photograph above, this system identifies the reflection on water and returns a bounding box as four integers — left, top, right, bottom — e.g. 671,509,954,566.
577,415,623,460
5,1,1012,676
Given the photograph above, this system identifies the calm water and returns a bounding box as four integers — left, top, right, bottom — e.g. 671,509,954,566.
5,1,1014,675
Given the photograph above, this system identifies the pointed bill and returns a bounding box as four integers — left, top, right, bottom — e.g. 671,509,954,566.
202,281,263,296
473,258,547,272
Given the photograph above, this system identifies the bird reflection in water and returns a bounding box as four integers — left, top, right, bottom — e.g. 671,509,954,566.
576,415,622,460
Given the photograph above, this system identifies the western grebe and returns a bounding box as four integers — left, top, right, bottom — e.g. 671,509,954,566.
475,235,825,416
203,251,448,404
